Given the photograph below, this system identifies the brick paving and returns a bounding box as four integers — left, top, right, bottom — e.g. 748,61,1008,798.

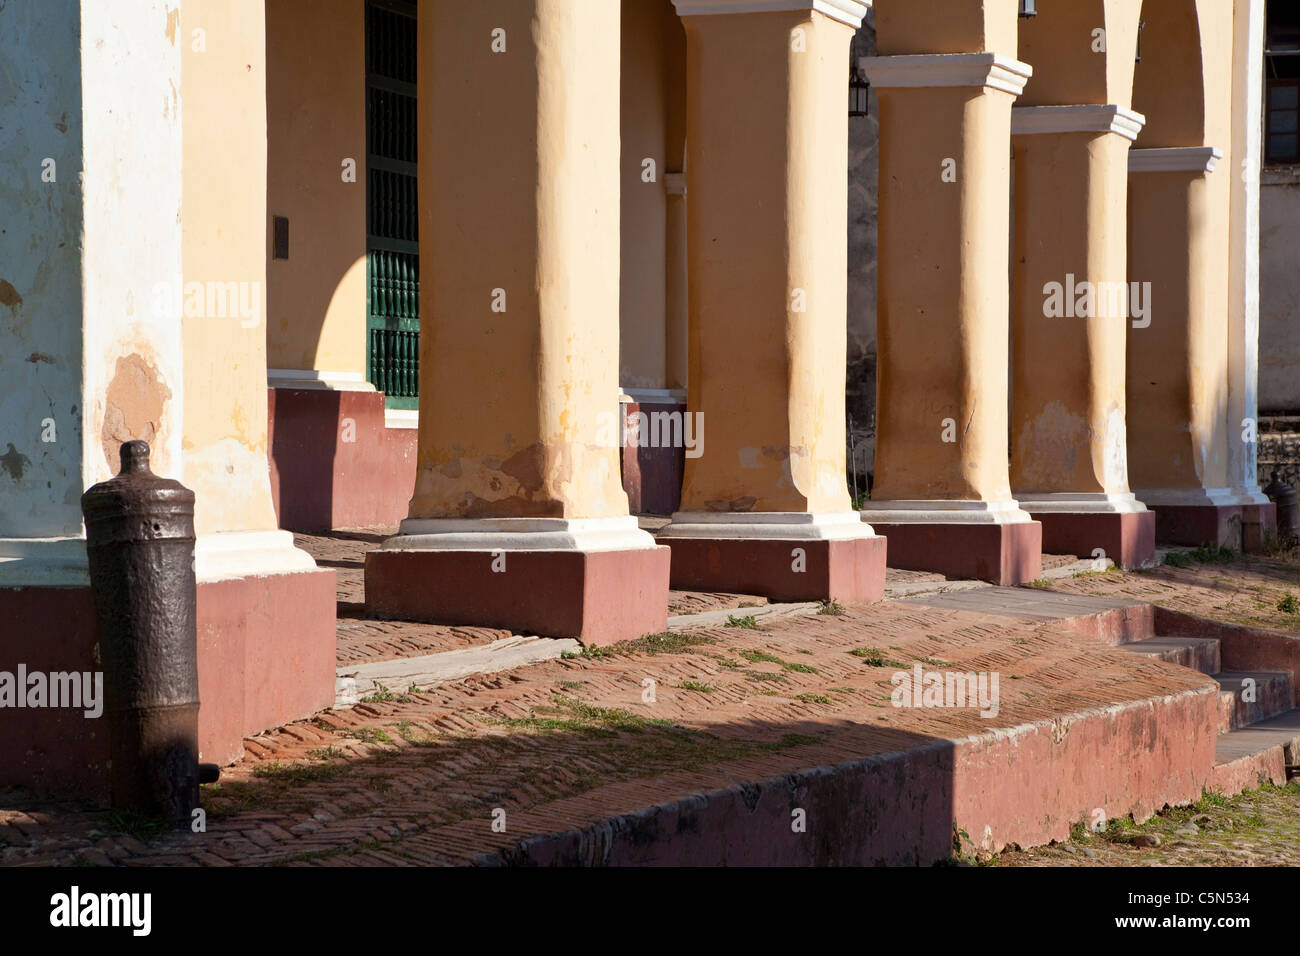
0,586,1210,866
3,537,1291,867
1039,549,1300,635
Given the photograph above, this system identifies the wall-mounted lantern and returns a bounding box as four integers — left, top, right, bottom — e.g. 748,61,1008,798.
1136,20,1146,63
850,64,870,117
1019,0,1037,17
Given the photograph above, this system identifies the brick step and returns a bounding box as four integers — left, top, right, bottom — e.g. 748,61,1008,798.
334,634,581,708
1214,671,1294,734
1122,635,1221,675
1209,708,1300,794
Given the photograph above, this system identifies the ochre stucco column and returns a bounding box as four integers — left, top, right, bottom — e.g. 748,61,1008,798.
181,0,336,762
1226,0,1276,548
364,0,670,644
1127,146,1242,544
1126,0,1241,547
860,0,1041,586
1008,0,1153,569
656,0,887,604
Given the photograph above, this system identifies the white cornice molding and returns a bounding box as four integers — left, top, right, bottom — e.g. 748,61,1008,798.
671,0,869,28
267,368,377,392
1128,146,1223,173
860,53,1033,96
1012,104,1146,142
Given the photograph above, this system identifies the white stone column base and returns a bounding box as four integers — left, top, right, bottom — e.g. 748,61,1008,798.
0,530,318,587
1133,487,1241,508
657,511,876,540
860,499,1037,525
1226,487,1274,507
1015,492,1150,515
385,516,660,553
195,530,319,582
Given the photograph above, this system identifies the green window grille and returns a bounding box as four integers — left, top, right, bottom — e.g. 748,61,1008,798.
366,0,419,410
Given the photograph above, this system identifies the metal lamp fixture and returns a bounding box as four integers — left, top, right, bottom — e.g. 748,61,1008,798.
1019,0,1036,17
850,63,870,117
1136,20,1146,63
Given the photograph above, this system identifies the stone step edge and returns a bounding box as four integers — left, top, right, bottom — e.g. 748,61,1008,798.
1209,708,1300,795
1122,635,1222,675
467,684,1218,866
1214,671,1295,733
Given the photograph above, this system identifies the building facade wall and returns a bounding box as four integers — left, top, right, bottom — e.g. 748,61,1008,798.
265,0,368,377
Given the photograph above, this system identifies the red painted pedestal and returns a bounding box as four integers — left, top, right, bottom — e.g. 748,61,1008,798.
365,546,671,645
869,521,1043,585
1027,511,1156,569
0,568,336,799
659,536,887,604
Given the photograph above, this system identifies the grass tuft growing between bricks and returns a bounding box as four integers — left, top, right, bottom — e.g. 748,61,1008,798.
848,646,904,667
678,681,716,693
736,648,818,673
610,631,716,656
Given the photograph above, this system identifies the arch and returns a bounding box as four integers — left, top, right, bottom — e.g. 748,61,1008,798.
1018,0,1143,108
1131,0,1233,148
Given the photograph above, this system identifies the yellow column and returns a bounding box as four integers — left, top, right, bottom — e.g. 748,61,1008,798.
656,0,886,604
365,0,670,643
861,0,1041,585
1126,0,1240,547
1127,147,1240,542
181,0,318,580
1006,0,1155,571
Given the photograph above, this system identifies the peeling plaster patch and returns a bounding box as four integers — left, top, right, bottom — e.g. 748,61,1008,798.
54,112,69,134
738,447,761,468
1016,401,1089,488
101,353,172,473
0,443,32,481
0,280,22,312
1102,408,1128,490
439,459,463,479
164,6,180,45
501,444,547,494
26,352,54,364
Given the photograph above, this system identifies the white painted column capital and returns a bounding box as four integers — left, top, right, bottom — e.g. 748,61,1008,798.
1012,104,1146,142
1129,146,1223,174
860,53,1032,96
671,0,869,28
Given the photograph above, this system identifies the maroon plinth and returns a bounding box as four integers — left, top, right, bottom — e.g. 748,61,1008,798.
1024,510,1155,569
364,546,671,645
0,568,336,799
1144,502,1245,548
267,387,417,532
1240,501,1278,553
619,400,687,517
658,536,887,603
869,521,1043,585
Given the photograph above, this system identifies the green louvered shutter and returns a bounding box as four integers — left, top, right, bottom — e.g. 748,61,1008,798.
365,0,419,409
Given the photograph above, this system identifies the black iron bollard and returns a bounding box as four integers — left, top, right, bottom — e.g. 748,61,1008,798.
1264,469,1299,547
81,440,201,825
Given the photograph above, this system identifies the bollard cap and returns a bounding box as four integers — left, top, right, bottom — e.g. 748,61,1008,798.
81,440,195,543
1264,469,1297,507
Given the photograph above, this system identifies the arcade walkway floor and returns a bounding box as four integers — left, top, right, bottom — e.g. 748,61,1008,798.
0,533,1296,866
